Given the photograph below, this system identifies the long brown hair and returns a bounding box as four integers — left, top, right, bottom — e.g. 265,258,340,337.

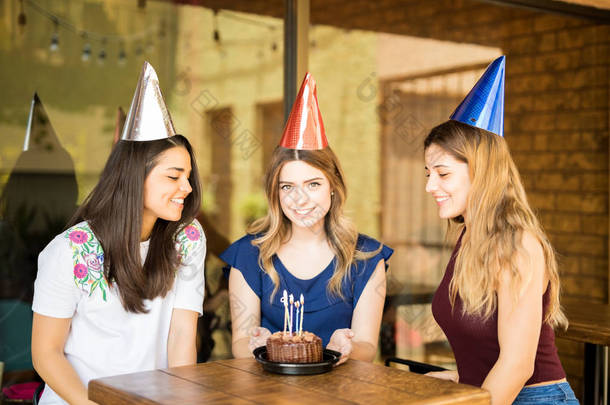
424,120,567,329
249,146,378,301
69,135,201,313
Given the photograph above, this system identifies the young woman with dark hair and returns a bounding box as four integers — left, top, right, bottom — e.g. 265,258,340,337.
31,63,206,405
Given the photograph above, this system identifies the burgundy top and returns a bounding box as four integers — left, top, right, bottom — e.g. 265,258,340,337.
431,230,566,387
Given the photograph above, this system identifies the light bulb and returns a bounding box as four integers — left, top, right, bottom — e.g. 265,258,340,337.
81,43,91,62
118,49,126,65
49,33,59,52
97,49,106,65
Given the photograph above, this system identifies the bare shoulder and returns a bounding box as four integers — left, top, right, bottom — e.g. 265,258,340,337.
497,231,545,292
515,230,546,292
517,231,544,269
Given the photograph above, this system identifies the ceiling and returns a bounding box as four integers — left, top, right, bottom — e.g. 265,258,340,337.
166,0,610,24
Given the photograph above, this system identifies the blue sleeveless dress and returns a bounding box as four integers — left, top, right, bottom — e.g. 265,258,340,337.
220,234,393,346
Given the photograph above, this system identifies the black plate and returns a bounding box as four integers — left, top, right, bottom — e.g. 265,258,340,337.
253,346,341,375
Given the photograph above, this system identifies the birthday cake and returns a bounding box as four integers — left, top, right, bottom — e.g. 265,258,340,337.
266,331,323,363
266,291,323,363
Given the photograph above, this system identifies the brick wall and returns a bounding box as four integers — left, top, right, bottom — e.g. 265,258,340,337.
199,0,610,396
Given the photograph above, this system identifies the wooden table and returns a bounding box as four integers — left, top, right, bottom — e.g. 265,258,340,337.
89,358,490,404
557,300,610,405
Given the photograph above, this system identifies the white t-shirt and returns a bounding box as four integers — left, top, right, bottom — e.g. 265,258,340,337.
32,220,206,405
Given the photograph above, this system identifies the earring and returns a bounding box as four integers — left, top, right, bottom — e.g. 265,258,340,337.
331,191,334,196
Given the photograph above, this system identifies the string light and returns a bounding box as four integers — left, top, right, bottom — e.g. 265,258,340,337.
81,43,91,62
118,45,127,66
97,38,106,65
80,32,91,62
212,10,220,44
269,25,277,52
17,0,27,34
21,1,289,65
23,0,161,49
158,19,166,39
49,18,59,52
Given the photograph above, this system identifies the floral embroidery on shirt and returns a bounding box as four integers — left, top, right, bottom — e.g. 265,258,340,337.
176,221,203,264
65,224,109,301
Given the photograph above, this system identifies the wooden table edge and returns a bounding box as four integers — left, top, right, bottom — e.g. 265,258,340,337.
89,379,159,405
556,331,610,347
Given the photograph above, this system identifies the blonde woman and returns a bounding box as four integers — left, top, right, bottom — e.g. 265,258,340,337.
425,56,577,405
221,74,392,364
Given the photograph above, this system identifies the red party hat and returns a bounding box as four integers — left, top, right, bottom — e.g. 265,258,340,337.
279,73,328,150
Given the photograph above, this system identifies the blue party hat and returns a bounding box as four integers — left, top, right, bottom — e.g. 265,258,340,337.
450,56,505,137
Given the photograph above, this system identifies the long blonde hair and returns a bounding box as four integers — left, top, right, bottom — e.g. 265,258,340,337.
248,146,377,301
425,120,567,329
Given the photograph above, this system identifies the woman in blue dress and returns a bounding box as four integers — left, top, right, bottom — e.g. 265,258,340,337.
221,73,392,364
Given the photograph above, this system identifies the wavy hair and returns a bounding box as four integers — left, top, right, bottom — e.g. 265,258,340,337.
69,135,201,313
424,120,567,329
248,146,378,301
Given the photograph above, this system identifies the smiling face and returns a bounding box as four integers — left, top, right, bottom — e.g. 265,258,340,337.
278,160,332,230
142,146,193,236
425,143,471,220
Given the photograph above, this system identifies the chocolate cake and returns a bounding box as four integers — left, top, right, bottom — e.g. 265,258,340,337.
266,331,323,363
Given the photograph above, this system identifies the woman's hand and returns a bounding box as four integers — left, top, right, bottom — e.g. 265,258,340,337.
326,328,354,365
425,370,459,383
248,326,272,353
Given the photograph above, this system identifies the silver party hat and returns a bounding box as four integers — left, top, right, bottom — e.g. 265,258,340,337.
121,61,176,141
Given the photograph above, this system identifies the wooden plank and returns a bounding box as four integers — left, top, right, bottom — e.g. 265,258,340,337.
331,360,490,405
213,359,489,405
163,361,352,405
215,359,427,403
89,369,253,404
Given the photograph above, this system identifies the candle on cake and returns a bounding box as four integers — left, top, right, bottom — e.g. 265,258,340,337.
266,291,323,363
299,294,304,336
295,301,300,335
281,290,289,334
289,294,294,335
